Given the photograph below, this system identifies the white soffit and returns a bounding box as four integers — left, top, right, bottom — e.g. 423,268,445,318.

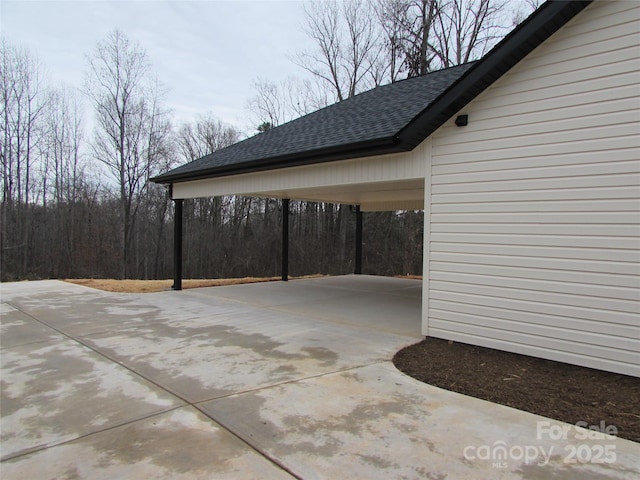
172,141,430,211
253,178,425,211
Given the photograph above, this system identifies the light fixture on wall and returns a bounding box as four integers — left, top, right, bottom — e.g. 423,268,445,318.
455,115,468,127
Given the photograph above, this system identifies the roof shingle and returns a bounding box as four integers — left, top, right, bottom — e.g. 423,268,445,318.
156,63,473,183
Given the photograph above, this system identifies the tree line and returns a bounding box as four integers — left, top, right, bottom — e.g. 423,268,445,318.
1,0,533,282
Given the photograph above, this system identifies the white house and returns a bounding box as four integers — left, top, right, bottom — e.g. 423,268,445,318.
154,0,640,377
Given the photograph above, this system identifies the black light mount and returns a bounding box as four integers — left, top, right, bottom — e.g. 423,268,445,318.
455,114,468,127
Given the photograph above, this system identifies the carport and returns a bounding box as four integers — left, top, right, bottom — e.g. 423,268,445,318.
151,0,571,331
154,66,456,289
153,1,640,377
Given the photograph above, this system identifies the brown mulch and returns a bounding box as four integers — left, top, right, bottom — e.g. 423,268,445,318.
393,337,640,443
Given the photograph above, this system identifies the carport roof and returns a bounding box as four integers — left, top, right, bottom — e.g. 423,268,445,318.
153,0,591,185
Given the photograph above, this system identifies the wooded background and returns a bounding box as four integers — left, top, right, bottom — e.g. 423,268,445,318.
1,0,535,282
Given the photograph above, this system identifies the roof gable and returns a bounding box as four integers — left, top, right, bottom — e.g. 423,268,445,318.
154,0,592,184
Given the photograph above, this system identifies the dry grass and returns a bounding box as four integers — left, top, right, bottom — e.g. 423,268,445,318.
65,275,324,293
394,274,423,280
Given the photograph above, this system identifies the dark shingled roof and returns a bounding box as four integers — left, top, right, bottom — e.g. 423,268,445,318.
157,64,474,182
154,0,591,184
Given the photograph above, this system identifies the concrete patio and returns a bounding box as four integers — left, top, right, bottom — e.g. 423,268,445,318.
1,276,638,479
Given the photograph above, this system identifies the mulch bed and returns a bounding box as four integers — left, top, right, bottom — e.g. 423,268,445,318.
393,338,640,443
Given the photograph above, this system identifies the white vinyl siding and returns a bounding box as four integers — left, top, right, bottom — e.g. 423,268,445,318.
425,1,640,377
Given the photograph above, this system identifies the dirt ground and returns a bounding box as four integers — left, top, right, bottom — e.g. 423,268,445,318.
393,338,640,443
65,275,322,293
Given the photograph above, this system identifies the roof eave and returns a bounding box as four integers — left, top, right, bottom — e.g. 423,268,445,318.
152,135,407,184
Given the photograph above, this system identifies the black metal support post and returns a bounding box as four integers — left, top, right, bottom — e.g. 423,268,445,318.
281,198,289,281
172,198,183,290
355,205,363,274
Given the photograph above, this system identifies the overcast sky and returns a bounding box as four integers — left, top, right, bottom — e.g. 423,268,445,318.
1,0,313,133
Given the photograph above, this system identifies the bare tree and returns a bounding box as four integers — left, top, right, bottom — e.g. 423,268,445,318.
376,0,440,78
246,78,287,128
511,0,542,26
294,0,383,102
175,114,242,279
45,87,84,205
247,76,329,129
84,29,172,278
0,40,48,205
433,0,509,68
176,114,240,161
376,0,508,77
293,0,508,100
248,0,516,134
374,0,410,82
0,38,49,276
41,86,85,275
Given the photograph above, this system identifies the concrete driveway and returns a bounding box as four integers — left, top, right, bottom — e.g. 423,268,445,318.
1,276,638,479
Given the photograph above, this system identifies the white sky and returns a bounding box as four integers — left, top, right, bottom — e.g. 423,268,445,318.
1,0,312,133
